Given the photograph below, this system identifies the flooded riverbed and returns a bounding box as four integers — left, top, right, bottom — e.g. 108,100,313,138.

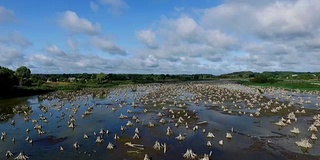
1,82,320,159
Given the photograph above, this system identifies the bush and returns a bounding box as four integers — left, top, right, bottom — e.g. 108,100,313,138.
250,75,277,83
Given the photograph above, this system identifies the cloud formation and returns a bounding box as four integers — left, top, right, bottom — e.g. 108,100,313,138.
0,32,32,48
135,14,239,73
0,6,15,23
45,45,66,56
201,0,320,40
57,10,101,35
91,36,127,55
66,38,79,51
100,0,128,15
136,29,157,48
90,1,99,12
133,0,320,74
0,44,24,67
29,45,119,73
2,0,320,74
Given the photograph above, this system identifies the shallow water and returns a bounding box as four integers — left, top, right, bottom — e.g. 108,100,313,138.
0,82,320,160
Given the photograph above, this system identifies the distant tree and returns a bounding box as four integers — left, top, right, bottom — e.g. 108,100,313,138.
49,75,59,82
141,74,154,82
96,73,107,84
15,66,31,86
248,73,255,78
79,73,91,80
107,73,114,83
193,74,200,80
30,74,46,86
161,74,167,81
250,74,276,83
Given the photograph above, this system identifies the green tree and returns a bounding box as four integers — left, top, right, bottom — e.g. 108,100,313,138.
96,73,107,84
107,73,114,83
250,74,276,83
15,66,31,86
193,74,200,80
0,66,18,88
158,74,166,81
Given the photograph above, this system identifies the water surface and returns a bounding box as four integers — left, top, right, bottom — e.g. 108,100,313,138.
0,82,319,159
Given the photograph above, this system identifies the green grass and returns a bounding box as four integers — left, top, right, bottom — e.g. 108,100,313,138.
1,82,122,98
38,82,121,91
241,80,320,91
6,78,318,98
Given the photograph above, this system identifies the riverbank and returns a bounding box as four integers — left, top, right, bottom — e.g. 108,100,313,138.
0,87,53,99
1,78,220,99
2,79,319,99
0,82,120,99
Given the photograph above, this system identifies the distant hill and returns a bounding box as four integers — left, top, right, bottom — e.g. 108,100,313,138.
218,71,257,78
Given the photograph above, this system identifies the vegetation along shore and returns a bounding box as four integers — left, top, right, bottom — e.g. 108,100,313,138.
1,66,319,99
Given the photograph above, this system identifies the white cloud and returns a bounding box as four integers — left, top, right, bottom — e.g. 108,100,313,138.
234,40,320,72
57,10,101,35
136,29,157,48
255,0,320,40
201,3,257,34
223,0,285,6
90,1,99,12
0,32,32,48
91,36,126,55
131,1,320,74
45,45,66,56
196,0,320,73
30,54,55,66
175,16,198,39
100,0,128,15
174,7,184,12
141,55,159,68
0,6,15,23
66,38,79,51
202,0,320,40
0,44,24,67
159,16,201,43
2,0,319,74
135,15,238,70
300,37,320,51
205,30,238,49
30,46,121,73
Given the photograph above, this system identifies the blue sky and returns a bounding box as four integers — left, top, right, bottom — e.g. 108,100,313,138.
0,0,319,74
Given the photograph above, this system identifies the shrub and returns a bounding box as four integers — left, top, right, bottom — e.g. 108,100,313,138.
250,75,276,83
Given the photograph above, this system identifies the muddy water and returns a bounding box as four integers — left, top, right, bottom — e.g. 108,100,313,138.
0,82,320,160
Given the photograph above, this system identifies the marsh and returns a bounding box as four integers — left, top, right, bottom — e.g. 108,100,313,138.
0,81,319,160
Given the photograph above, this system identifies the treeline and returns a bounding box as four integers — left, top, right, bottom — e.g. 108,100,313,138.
1,65,218,98
0,66,31,88
32,73,217,84
219,71,320,81
2,65,319,98
0,66,51,98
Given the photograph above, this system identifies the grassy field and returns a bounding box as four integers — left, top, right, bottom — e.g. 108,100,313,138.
1,82,125,98
2,79,319,99
241,80,320,91
28,79,320,93
38,81,124,91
